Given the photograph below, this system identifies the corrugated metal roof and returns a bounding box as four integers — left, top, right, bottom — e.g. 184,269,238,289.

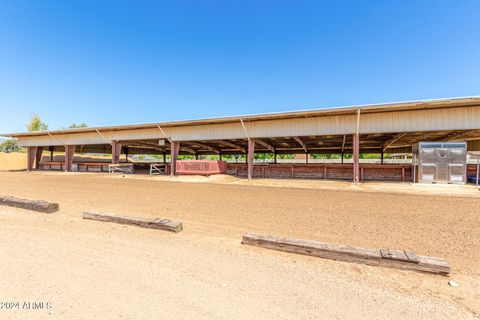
2,96,480,138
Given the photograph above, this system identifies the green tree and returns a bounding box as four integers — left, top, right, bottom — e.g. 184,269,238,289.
311,154,341,159
360,153,382,159
68,123,88,128
178,154,195,160
0,139,21,153
254,153,274,161
26,113,48,132
278,154,295,159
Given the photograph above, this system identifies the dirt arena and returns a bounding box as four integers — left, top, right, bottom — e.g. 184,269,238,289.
0,171,479,319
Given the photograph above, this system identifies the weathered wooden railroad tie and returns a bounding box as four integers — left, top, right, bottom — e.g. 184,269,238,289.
242,233,450,276
83,211,183,233
0,195,59,213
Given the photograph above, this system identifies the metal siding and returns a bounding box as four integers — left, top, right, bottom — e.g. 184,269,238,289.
170,115,358,140
360,106,480,133
5,97,480,139
170,123,245,141
17,128,168,146
107,128,165,141
246,114,357,138
15,105,480,146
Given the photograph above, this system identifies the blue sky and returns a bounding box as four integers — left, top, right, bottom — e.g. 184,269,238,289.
0,1,479,133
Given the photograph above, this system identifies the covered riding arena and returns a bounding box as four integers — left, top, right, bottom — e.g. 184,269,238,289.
3,97,480,183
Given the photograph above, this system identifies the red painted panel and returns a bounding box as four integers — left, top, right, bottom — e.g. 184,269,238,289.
226,163,413,181
176,160,228,175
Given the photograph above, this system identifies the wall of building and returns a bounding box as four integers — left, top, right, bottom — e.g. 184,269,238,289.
15,105,480,147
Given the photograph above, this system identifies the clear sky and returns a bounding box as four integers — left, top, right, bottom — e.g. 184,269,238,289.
1,0,479,133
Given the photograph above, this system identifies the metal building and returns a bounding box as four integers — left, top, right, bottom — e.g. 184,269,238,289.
2,96,480,182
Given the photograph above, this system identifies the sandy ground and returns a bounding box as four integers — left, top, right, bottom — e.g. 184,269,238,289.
0,172,479,319
130,172,480,197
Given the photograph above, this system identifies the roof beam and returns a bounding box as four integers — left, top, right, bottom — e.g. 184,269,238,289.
189,142,220,154
240,118,250,139
272,145,383,152
47,132,67,147
293,136,308,153
125,141,197,154
95,129,112,145
341,134,347,153
213,140,246,153
125,141,164,152
293,147,342,151
446,130,480,142
255,139,275,153
126,141,160,147
179,147,196,155
157,124,172,143
383,133,408,151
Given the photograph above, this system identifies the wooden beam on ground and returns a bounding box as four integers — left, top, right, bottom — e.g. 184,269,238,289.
83,211,182,233
383,133,408,151
255,139,275,153
241,233,450,276
293,136,308,153
0,195,59,213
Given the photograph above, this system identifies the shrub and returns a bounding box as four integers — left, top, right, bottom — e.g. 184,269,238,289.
0,139,21,153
